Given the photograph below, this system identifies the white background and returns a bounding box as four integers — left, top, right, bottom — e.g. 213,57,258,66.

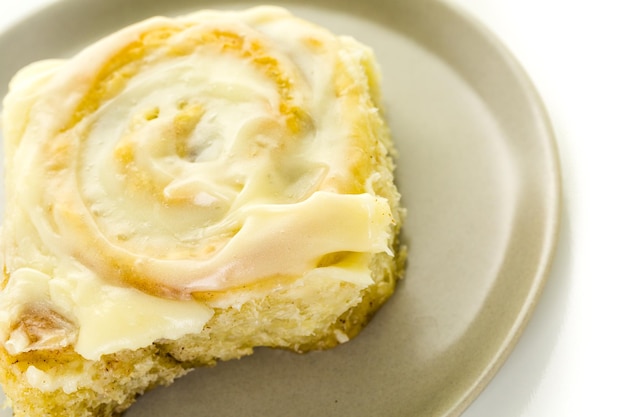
1,0,625,416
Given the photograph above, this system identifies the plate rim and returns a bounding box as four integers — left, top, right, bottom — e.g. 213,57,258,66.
431,2,562,415
0,1,562,416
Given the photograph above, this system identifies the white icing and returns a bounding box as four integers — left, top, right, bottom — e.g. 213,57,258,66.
25,365,91,394
0,6,393,361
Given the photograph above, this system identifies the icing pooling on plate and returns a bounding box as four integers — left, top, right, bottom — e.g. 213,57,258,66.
0,6,395,360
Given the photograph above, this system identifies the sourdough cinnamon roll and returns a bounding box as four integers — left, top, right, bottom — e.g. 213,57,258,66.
0,7,404,416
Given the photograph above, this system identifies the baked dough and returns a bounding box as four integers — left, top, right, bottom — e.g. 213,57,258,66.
0,6,404,416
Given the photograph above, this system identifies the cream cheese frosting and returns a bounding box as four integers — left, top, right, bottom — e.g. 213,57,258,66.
0,6,395,360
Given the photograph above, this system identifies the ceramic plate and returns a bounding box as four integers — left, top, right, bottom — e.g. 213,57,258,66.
0,0,560,416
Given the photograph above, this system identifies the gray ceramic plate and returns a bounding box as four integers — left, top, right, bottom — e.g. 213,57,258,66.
0,0,561,416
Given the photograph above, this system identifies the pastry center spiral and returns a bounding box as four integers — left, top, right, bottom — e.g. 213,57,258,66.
11,9,393,300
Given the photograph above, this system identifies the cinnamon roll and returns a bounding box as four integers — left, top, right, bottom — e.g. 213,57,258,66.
0,6,404,416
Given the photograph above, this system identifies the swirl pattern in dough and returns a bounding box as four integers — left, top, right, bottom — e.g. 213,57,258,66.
0,7,405,416
3,7,396,302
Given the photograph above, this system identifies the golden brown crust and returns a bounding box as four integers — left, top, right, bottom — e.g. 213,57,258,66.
0,344,193,415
